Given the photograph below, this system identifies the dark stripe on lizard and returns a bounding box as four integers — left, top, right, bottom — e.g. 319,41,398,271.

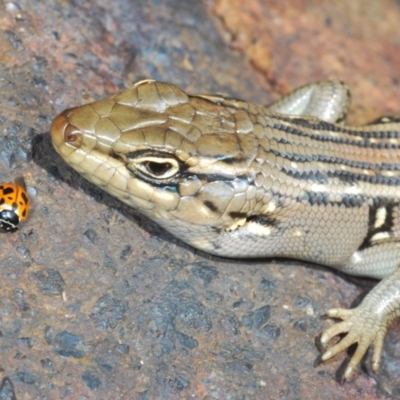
270,148,400,171
273,115,400,139
269,120,400,148
358,201,397,250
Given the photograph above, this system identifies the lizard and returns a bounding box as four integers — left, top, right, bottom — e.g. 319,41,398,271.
50,79,400,380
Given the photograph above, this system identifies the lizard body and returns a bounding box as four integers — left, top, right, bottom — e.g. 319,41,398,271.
50,80,400,380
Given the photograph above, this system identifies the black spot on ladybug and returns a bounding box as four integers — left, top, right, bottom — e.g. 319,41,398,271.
21,192,28,203
3,187,14,195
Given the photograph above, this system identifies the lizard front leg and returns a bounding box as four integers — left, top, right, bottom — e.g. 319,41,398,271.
266,80,350,123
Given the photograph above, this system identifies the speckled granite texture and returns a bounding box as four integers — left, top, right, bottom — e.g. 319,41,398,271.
0,0,400,399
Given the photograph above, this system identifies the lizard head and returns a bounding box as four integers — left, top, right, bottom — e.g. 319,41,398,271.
50,80,270,254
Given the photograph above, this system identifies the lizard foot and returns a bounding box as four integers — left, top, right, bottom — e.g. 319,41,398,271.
319,307,387,380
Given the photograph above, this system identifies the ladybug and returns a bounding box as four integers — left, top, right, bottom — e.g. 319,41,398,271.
0,177,30,232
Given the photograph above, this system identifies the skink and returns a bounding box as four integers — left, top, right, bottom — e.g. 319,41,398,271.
50,79,400,380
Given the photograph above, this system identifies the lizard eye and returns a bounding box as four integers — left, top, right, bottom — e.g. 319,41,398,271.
126,155,180,181
144,161,174,177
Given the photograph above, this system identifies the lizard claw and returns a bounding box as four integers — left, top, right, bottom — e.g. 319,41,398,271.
319,306,387,379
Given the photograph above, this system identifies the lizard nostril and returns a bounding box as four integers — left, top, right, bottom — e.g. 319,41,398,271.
64,123,83,148
50,110,83,149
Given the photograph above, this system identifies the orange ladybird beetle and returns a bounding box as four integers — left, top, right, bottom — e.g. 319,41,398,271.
0,177,30,232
